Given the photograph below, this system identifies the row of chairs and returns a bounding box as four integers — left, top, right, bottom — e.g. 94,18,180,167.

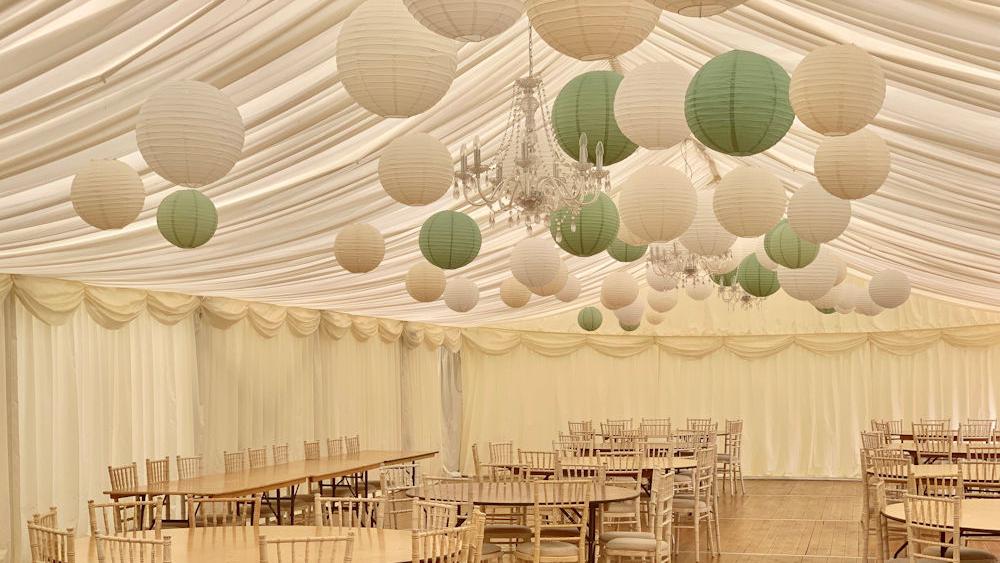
871,418,998,441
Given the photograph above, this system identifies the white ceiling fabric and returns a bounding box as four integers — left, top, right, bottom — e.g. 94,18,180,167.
0,0,997,325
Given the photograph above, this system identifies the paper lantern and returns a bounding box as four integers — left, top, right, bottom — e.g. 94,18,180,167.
680,190,736,256
532,261,569,296
337,0,458,117
652,0,745,16
834,285,858,314
685,51,793,156
607,238,648,262
71,159,145,229
816,307,835,315
511,238,561,288
601,271,639,310
578,307,603,331
646,310,665,325
406,263,446,302
765,219,819,269
815,129,891,200
710,269,737,287
811,285,842,310
647,289,678,313
737,254,780,297
156,189,218,249
776,248,840,301
790,44,885,136
420,211,482,269
614,61,691,150
753,237,779,271
403,0,522,41
646,266,676,291
334,223,386,273
556,274,581,302
526,0,660,62
444,276,479,312
619,166,697,243
500,277,532,308
552,71,637,166
714,167,786,237
730,237,758,262
869,269,911,308
831,251,848,286
787,181,852,243
136,81,244,187
686,282,714,300
706,256,738,277
617,223,645,246
620,321,640,331
855,289,884,317
378,133,453,205
615,296,645,324
550,193,620,256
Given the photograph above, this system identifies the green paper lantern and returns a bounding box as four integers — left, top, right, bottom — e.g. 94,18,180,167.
737,254,780,297
607,238,647,262
550,193,620,257
552,71,637,166
419,210,482,269
765,219,819,269
685,50,793,156
157,189,218,248
710,269,738,287
577,307,603,332
620,321,639,332
816,307,835,315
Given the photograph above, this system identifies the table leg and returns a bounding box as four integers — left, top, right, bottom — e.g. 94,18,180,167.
587,504,598,562
289,485,298,525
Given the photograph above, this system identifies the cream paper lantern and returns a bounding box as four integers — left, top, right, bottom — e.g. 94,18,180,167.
776,248,841,301
753,237,779,271
680,190,737,257
619,166,697,243
815,129,891,200
714,167,787,237
556,274,581,302
337,0,458,118
652,0,745,16
647,289,678,313
729,237,758,262
614,296,645,326
511,238,561,288
787,181,852,243
614,61,691,150
869,269,911,308
532,261,569,296
686,282,714,300
334,223,385,273
526,0,661,62
830,249,848,286
378,133,453,205
855,288,884,316
404,0,523,41
444,276,479,312
136,81,244,187
646,265,677,291
646,310,665,325
811,285,842,310
790,44,885,136
406,262,446,302
601,271,640,310
835,285,859,314
617,223,646,246
500,277,533,308
70,159,145,229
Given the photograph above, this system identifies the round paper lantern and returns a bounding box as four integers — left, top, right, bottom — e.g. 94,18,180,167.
337,0,458,117
685,51,793,156
787,181,852,243
765,219,819,269
855,289,884,317
617,223,645,246
406,263,446,302
817,307,835,315
403,0,522,41
710,269,737,287
730,237,758,262
811,285,841,310
552,71,637,165
737,254,780,297
869,269,911,309
647,289,678,313
833,285,858,314
776,248,840,301
444,276,479,312
615,296,645,324
334,223,386,273
550,193,620,256
511,238,561,288
607,238,648,262
831,251,848,286
156,189,218,249
789,44,885,136
378,133,453,205
753,237,779,271
619,166,697,243
686,283,714,300
578,307,603,331
646,267,677,291
614,61,691,150
714,167,786,237
652,0,745,15
707,256,738,276
601,271,639,310
136,81,244,187
646,310,665,325
680,190,737,256
500,277,532,308
556,274,582,302
815,129,891,200
526,0,660,62
532,261,569,296
71,159,145,229
620,321,640,331
419,211,482,269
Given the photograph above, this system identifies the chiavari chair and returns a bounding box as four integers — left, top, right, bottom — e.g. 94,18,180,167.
554,459,606,482
380,462,420,529
412,511,480,563
885,419,904,439
88,499,163,536
913,423,953,464
345,435,360,455
466,510,504,562
174,454,203,521
272,443,289,465
869,478,907,563
899,493,997,562
248,447,268,469
27,522,75,563
489,441,515,465
107,463,139,501
686,418,717,433
314,495,385,528
224,450,246,473
719,419,745,495
327,437,345,457
673,447,720,560
412,499,459,531
862,431,890,451
187,495,261,528
32,506,59,528
568,420,594,438
422,475,477,519
869,449,911,502
518,449,556,478
601,420,628,437
907,468,964,498
960,420,996,443
304,440,321,461
513,479,591,563
554,435,595,458
257,533,354,563
958,459,1000,498
639,418,671,441
94,534,171,563
967,443,1000,461
602,471,675,563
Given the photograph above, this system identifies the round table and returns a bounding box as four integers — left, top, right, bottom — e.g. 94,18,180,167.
73,526,413,562
883,499,1000,534
486,455,697,476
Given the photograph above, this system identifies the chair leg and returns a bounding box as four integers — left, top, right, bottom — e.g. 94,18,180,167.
737,462,746,494
694,511,701,562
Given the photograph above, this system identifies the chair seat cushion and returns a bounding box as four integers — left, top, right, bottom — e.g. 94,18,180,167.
604,537,670,553
672,497,710,512
599,530,653,544
481,543,503,556
515,541,580,557
485,524,532,539
923,547,998,561
603,501,637,513
674,472,693,483
717,453,732,462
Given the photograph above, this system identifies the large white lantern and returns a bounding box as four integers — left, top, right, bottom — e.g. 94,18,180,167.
646,266,677,291
334,223,385,273
646,310,665,325
855,288,884,316
403,0,523,41
614,297,645,326
70,159,145,229
556,274,581,302
753,237,779,271
511,238,561,288
680,190,737,256
619,166,697,243
811,285,842,310
337,0,458,118
136,81,244,187
647,289,678,313
618,223,646,246
776,248,840,301
532,261,569,296
601,271,639,310
444,276,479,312
614,61,691,150
500,277,533,308
686,282,714,300
378,133,453,205
815,129,891,200
714,167,787,237
790,44,885,136
651,0,745,16
869,269,911,308
835,285,859,314
526,0,660,62
406,262,446,302
787,181,852,243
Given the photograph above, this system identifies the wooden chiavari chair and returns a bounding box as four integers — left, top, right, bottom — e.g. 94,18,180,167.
568,420,594,437
900,493,996,562
94,534,171,563
412,512,480,563
862,431,890,451
314,495,385,528
107,463,139,501
489,441,515,465
607,418,633,431
272,444,289,465
412,500,459,530
554,459,606,482
327,437,345,457
720,419,745,494
422,476,477,519
553,435,595,458
920,418,952,428
466,510,504,562
380,462,420,529
968,443,1000,461
913,423,953,464
174,455,202,521
27,522,75,563
672,447,720,560
88,499,163,536
257,533,354,563
518,450,556,479
960,420,996,443
958,459,1000,498
345,435,360,455
605,430,643,453
639,418,671,441
686,418,716,433
868,478,907,563
471,443,485,480
907,468,964,498
145,457,172,525
600,420,628,437
885,419,904,439
304,440,321,461
512,479,591,563
224,450,246,473
603,471,674,563
869,449,911,502
32,506,59,528
187,495,261,528
248,447,268,469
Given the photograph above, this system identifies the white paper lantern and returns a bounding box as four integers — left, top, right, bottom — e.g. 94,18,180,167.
618,223,646,246
511,238,561,288
680,190,737,256
646,310,665,325
615,296,646,326
526,0,660,61
790,44,885,136
70,159,145,229
730,237,757,262
444,276,479,312
869,269,911,308
337,0,458,118
646,266,677,291
136,81,244,187
830,249,848,286
753,237,779,271
835,285,859,314
556,274,581,302
686,282,714,300
855,288,884,316
500,277,533,308
614,61,691,150
714,167,787,237
334,223,385,273
647,289,678,313
787,181,852,243
776,248,840,301
531,261,568,297
601,271,640,310
378,133,453,205
651,0,745,16
619,166,697,243
403,0,523,41
815,129,891,200
811,285,842,310
406,262,446,302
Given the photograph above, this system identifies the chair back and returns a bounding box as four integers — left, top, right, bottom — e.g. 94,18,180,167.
553,435,595,458
224,451,246,473
524,479,590,560
960,420,996,442
907,468,963,498
258,534,354,563
345,435,360,455
725,419,744,457
380,463,418,492
108,463,139,494
870,450,910,500
94,534,171,563
175,455,203,479
885,419,904,436
968,443,1000,460
272,443,289,465
517,449,555,474
187,495,260,528
687,418,716,432
315,495,384,528
914,434,954,464
555,459,606,482
902,494,962,562
27,523,75,563
600,420,629,436
411,514,479,563
861,431,888,451
567,420,593,436
958,460,1000,497
649,472,675,557
32,506,59,528
464,511,488,563
88,499,163,536
145,457,170,486
639,418,671,439
920,418,952,429
327,437,344,457
412,500,459,530
488,441,514,465
248,447,268,469
304,440,321,461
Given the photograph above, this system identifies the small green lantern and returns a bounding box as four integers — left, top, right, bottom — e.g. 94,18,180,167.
765,219,819,269
620,321,640,332
607,238,647,262
737,254,780,297
157,189,218,248
816,307,836,314
550,193,620,257
710,269,738,287
552,71,637,166
419,211,482,269
577,307,603,331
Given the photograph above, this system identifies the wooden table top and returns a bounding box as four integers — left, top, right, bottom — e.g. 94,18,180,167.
73,526,412,562
105,450,437,497
883,498,1000,533
407,482,640,506
487,456,697,474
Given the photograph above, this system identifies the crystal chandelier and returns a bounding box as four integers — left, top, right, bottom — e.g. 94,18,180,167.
453,28,610,232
